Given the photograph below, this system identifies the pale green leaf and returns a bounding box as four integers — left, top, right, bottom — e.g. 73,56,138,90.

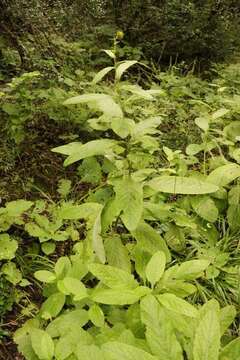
92,66,114,84
220,338,240,360
41,293,65,320
157,293,198,318
0,234,18,260
88,263,138,289
103,49,116,59
148,176,219,194
145,251,166,287
114,177,143,231
191,196,219,222
195,117,209,131
105,236,131,273
63,93,123,118
34,270,56,283
116,60,138,80
30,329,54,360
193,310,220,360
53,139,118,167
207,163,240,187
75,344,104,360
89,304,105,327
91,286,150,305
102,341,157,360
131,221,171,262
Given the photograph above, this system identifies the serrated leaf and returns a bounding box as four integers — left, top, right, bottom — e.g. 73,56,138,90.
148,176,219,194
145,251,166,287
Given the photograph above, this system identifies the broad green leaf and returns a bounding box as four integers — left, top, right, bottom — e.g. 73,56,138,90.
52,139,118,167
148,176,219,194
164,224,186,252
75,344,104,360
54,257,71,279
41,293,65,320
219,305,236,335
1,262,22,285
131,117,162,138
46,310,88,337
220,338,240,360
165,260,210,281
227,204,240,230
55,329,92,360
111,117,135,138
34,270,56,283
145,251,166,287
207,163,240,187
146,314,183,359
212,108,229,120
92,206,105,263
30,329,54,360
224,121,240,142
102,341,157,360
193,310,220,360
195,117,209,131
63,93,123,118
132,221,171,262
105,236,131,273
191,196,218,222
116,60,138,80
91,286,150,305
6,200,33,217
88,263,138,289
0,234,18,260
58,277,88,301
186,143,203,155
89,304,105,327
114,177,143,231
157,293,198,318
42,242,56,255
92,66,114,84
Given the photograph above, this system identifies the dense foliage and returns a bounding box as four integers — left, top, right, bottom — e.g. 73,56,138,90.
0,4,240,360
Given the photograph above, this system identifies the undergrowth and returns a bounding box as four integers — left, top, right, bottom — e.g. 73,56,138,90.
0,34,240,360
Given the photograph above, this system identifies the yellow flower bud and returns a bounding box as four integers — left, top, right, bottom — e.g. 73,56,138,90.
116,31,124,40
